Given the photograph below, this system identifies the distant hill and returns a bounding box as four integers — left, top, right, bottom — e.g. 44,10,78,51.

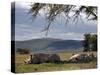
15,38,83,53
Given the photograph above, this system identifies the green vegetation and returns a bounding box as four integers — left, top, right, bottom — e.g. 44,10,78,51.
16,48,31,54
83,34,97,52
15,52,97,73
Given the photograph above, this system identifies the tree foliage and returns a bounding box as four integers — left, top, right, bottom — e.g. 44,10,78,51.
30,3,97,36
90,34,97,51
83,34,91,52
83,34,97,52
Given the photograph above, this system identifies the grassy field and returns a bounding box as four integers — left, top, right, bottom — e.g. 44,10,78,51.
15,52,97,73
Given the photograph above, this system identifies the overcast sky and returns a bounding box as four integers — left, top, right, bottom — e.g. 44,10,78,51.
14,2,97,41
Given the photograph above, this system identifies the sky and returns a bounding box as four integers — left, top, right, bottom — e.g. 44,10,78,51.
13,2,97,41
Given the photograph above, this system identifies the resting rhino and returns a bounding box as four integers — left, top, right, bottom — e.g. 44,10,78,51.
49,54,60,63
24,53,60,64
31,53,50,64
68,53,95,63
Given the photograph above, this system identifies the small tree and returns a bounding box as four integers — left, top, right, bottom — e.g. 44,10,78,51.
83,34,91,52
83,34,97,52
90,34,97,51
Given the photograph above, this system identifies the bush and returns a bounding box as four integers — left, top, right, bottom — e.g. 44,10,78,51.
17,48,31,54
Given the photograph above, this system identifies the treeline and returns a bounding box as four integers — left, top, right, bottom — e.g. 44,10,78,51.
83,34,97,52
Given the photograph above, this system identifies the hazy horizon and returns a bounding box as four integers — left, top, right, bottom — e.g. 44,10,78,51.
14,37,85,41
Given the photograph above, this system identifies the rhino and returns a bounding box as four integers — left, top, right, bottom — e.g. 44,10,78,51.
49,54,60,63
68,53,95,63
24,53,60,64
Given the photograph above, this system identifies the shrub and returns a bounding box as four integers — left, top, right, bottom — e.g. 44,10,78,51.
17,48,31,54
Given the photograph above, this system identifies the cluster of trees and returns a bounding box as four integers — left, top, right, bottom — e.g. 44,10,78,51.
16,48,31,54
83,34,97,52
